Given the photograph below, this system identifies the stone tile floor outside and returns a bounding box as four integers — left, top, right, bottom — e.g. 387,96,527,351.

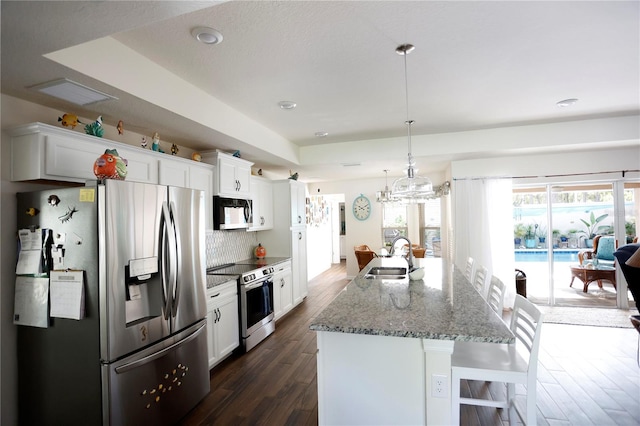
515,260,631,309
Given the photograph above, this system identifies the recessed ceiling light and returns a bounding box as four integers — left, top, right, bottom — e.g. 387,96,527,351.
191,27,223,45
556,98,578,107
29,78,117,105
315,131,328,138
278,101,297,110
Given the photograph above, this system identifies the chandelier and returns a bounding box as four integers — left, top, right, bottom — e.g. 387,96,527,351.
376,170,393,203
390,43,435,203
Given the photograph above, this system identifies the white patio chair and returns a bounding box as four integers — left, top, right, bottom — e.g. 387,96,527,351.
472,265,490,298
486,275,506,317
464,257,475,281
451,295,544,425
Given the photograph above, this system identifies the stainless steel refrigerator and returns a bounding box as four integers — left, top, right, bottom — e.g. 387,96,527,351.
16,180,209,425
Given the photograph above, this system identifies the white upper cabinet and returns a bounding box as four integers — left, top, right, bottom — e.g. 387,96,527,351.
9,123,216,228
289,180,307,228
10,123,159,184
248,176,273,231
158,157,190,187
202,151,253,199
159,159,214,229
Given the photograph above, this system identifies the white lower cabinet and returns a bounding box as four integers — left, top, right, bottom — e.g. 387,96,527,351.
206,280,239,369
273,261,293,320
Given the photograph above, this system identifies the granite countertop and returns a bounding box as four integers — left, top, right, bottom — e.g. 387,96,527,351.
310,257,514,343
206,274,238,289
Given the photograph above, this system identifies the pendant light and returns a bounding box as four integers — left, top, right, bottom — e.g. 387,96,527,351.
390,43,434,203
376,170,393,203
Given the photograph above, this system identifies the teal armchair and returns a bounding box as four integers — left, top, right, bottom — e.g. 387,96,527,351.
578,235,616,267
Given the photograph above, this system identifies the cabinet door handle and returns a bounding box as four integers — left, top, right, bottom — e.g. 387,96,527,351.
297,215,302,224
298,232,302,240
216,308,221,322
209,292,221,299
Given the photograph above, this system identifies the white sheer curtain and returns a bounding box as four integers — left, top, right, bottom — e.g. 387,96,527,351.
453,178,516,308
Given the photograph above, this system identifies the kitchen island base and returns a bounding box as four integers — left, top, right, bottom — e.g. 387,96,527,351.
316,330,454,425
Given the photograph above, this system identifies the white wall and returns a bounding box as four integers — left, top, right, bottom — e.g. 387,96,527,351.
309,172,447,278
451,147,640,183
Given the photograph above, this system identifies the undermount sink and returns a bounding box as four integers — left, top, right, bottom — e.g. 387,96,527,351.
363,266,407,280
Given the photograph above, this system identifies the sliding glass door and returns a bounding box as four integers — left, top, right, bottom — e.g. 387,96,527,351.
514,182,636,308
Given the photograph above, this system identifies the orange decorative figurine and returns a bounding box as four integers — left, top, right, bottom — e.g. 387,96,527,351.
93,149,128,180
255,243,266,259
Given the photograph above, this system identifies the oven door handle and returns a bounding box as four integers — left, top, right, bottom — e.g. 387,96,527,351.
244,277,273,291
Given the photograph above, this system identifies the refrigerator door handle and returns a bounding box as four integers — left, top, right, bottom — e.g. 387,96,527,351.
161,202,177,320
114,322,207,374
169,201,181,316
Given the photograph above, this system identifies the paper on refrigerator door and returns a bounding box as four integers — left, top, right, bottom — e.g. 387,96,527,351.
50,270,85,320
16,228,42,275
14,276,49,328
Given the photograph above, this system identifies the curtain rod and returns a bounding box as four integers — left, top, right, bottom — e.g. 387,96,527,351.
453,169,640,181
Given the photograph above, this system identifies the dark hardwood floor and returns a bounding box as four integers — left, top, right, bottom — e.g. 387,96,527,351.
180,261,348,425
181,261,640,426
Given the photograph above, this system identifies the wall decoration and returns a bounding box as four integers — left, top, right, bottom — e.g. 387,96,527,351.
140,136,148,149
117,120,124,135
58,113,82,129
171,143,179,155
192,152,202,162
307,195,329,227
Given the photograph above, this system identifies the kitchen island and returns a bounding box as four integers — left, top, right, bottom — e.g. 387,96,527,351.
310,257,513,425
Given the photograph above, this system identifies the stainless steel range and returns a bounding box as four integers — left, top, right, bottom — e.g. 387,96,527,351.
207,257,289,352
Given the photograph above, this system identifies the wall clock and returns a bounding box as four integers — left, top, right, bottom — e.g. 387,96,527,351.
352,194,371,221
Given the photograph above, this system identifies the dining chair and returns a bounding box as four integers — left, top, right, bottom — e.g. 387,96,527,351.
464,257,475,281
354,244,373,252
451,295,544,425
412,247,426,258
472,265,490,299
354,249,377,271
486,275,506,317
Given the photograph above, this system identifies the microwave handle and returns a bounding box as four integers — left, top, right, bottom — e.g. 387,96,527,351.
244,201,252,222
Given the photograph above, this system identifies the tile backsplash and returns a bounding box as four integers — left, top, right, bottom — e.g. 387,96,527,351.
205,230,258,268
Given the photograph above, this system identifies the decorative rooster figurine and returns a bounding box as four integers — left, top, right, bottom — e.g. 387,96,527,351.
93,148,128,180
84,115,104,138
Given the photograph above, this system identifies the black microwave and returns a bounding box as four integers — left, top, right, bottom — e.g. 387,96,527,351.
213,196,253,230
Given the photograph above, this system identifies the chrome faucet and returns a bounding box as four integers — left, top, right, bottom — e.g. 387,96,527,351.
390,235,414,270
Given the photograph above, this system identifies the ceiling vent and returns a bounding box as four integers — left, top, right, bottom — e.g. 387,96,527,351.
29,78,117,106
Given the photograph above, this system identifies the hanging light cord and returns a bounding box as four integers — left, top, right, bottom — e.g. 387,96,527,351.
398,44,416,176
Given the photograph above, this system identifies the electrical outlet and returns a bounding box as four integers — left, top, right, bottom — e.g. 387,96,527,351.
431,374,448,398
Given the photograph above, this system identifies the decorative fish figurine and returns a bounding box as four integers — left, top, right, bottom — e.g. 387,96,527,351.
93,148,128,180
58,113,82,129
117,120,124,135
170,144,179,155
84,115,104,137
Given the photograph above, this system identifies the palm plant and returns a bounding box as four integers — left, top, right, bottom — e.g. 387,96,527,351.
579,212,609,239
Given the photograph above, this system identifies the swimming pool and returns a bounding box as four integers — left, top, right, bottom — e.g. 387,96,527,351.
514,249,579,262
